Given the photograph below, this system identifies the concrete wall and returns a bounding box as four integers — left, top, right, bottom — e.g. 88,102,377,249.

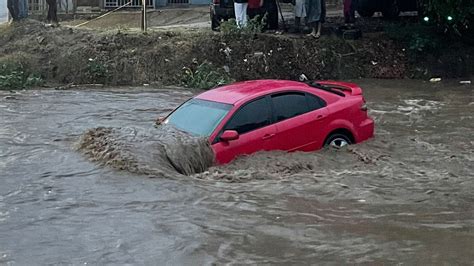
155,0,167,7
0,0,8,23
190,0,209,5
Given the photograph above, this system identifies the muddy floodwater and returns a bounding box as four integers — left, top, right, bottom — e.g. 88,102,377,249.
0,79,473,264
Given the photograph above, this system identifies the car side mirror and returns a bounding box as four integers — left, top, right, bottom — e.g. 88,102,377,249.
220,130,239,142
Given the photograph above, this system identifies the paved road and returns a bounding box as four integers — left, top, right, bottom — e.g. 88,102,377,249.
0,0,8,23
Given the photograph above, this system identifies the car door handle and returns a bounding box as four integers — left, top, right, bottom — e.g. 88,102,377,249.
316,114,326,121
262,134,275,140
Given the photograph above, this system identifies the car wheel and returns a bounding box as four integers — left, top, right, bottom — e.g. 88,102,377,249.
382,0,400,19
324,133,352,149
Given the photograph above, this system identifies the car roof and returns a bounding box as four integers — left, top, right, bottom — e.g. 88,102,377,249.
195,80,308,105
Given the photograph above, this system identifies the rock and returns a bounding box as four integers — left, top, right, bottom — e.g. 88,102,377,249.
299,74,308,81
37,36,45,44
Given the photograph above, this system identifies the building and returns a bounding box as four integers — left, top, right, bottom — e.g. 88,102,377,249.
27,0,340,15
28,0,209,15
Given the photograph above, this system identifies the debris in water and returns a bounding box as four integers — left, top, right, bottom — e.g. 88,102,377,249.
299,74,308,81
429,77,442,83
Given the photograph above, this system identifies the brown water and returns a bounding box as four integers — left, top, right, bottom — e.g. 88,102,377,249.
0,80,473,264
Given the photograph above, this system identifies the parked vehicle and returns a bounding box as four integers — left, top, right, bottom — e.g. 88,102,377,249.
357,0,420,19
161,80,375,164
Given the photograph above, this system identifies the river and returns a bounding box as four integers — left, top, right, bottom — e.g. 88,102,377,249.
0,79,473,264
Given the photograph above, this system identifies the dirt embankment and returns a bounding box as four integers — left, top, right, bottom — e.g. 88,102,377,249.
0,19,472,87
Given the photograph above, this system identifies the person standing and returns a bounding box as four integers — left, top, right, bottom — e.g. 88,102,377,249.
234,0,249,28
18,0,28,19
46,0,58,25
262,0,278,30
344,0,357,24
294,0,306,32
7,0,19,21
248,0,263,20
305,0,325,38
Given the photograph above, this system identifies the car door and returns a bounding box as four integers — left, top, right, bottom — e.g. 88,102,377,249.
212,96,277,164
271,91,328,151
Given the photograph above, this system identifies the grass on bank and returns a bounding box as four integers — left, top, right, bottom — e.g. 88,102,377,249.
0,62,43,90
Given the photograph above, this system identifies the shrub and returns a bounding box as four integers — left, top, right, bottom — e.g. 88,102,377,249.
385,23,440,57
421,0,473,41
182,61,234,90
86,58,109,83
0,62,43,90
220,15,267,36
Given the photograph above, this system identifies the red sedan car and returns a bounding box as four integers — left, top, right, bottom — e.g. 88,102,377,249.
162,80,374,164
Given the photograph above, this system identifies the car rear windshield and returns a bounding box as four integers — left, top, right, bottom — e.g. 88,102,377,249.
165,98,232,137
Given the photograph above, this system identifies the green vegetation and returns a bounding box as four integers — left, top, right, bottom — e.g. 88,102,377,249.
182,61,234,90
86,58,109,84
385,23,440,58
422,0,473,40
220,15,267,36
0,62,43,90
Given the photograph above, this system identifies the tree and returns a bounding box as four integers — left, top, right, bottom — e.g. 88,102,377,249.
422,0,473,38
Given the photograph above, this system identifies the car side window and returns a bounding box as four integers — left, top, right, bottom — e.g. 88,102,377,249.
307,93,327,111
271,92,309,122
224,97,271,135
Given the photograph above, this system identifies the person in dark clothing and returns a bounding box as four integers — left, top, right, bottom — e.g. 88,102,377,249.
247,0,278,30
247,0,263,20
344,0,357,24
18,0,28,19
7,0,19,21
46,0,58,24
262,0,278,30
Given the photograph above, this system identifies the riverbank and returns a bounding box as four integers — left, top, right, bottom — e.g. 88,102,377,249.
0,19,472,89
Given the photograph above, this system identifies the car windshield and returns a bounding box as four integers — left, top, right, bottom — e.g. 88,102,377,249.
165,98,232,137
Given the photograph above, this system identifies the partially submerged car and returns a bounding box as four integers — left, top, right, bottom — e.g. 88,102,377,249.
160,80,374,164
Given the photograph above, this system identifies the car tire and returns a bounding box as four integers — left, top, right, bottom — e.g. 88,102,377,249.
324,133,352,149
382,0,400,19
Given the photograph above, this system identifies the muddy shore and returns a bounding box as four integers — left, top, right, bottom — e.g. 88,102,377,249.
1,19,472,88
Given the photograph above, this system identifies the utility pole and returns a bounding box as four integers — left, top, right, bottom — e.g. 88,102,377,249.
141,0,147,32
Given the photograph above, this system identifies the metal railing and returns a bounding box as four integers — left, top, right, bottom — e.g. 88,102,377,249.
326,0,342,8
105,0,153,7
28,0,75,14
167,0,189,5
